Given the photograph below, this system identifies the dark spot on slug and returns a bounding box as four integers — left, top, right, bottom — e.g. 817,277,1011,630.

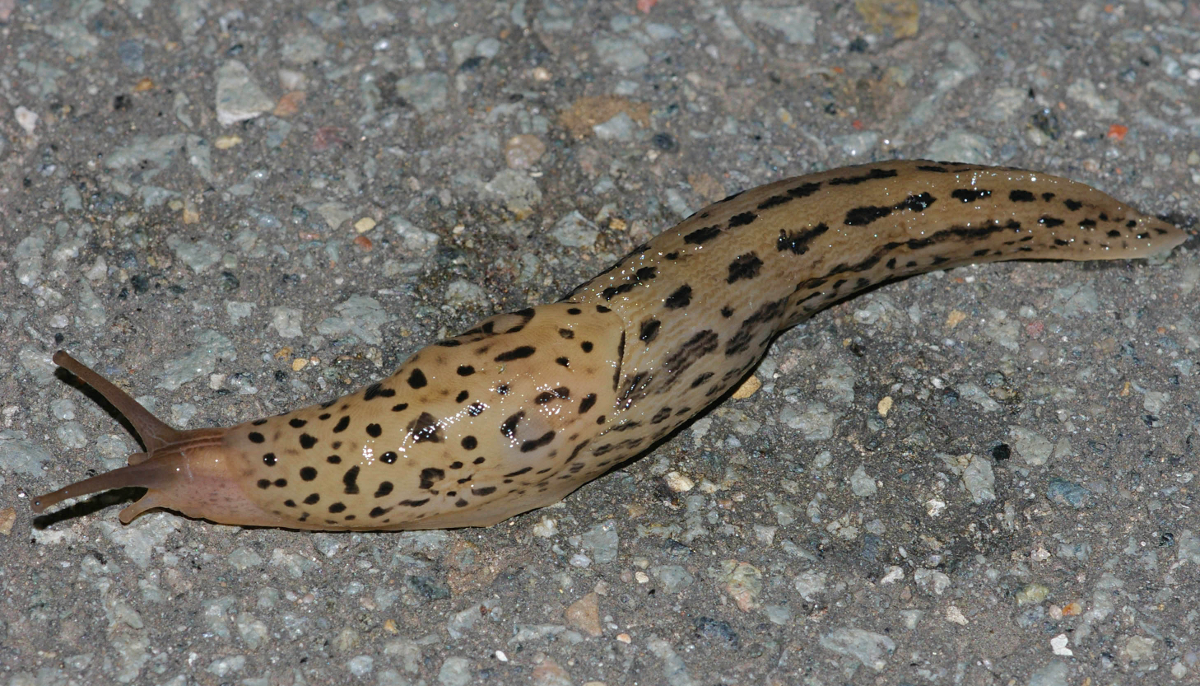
664,284,692,309
640,318,661,342
501,411,524,439
951,188,992,203
727,253,763,283
343,466,361,494
408,412,441,443
684,225,722,244
495,346,536,362
418,467,444,490
407,369,427,389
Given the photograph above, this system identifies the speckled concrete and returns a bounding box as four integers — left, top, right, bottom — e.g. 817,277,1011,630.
2,1,1199,685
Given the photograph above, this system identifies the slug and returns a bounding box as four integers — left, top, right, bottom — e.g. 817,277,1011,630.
31,160,1186,531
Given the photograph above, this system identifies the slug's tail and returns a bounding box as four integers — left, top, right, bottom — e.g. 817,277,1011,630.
31,352,227,523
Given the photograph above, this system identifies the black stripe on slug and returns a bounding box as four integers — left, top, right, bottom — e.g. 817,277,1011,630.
579,393,597,414
500,411,523,439
639,318,661,343
683,225,722,244
1009,189,1036,202
332,416,350,433
408,412,442,443
844,205,893,226
726,253,763,283
897,192,935,212
951,188,992,203
362,383,384,400
343,466,361,494
725,298,788,356
917,164,948,172
777,223,829,255
658,330,719,393
1039,216,1065,228
757,195,792,210
407,369,427,389
418,467,444,490
1063,199,1083,211
828,168,898,185
787,181,822,198
728,211,757,228
520,431,556,452
495,346,536,362
664,284,692,309
601,283,636,300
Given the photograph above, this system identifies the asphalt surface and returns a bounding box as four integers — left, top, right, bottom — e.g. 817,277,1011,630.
2,1,1199,685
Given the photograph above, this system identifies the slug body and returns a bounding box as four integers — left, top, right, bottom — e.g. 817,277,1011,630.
32,161,1186,530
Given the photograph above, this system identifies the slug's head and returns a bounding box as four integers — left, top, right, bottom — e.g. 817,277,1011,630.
32,352,312,528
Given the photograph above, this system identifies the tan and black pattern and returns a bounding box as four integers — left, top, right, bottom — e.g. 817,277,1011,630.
33,160,1185,531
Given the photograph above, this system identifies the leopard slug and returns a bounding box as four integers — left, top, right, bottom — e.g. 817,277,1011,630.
31,160,1185,530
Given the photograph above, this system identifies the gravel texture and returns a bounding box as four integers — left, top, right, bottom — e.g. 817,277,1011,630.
3,1,1200,684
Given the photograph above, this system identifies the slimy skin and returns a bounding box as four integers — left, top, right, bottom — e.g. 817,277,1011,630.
31,160,1186,530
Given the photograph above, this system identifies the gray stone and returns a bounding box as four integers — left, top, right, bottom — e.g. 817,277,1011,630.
780,402,838,440
593,37,649,70
316,296,391,346
819,627,895,672
1046,479,1092,509
739,2,817,44
1028,660,1070,686
437,657,472,686
0,431,53,476
158,330,237,391
963,455,996,503
166,235,222,273
850,465,877,497
579,520,619,563
550,211,599,247
215,61,274,126
1011,427,1053,466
